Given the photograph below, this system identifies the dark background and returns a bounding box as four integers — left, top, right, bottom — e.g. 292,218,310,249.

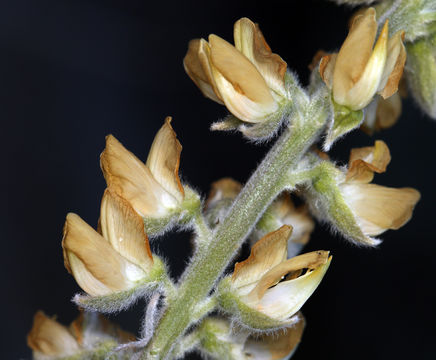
2,0,435,359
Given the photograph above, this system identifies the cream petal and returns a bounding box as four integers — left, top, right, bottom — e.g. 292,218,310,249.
100,188,154,272
243,314,305,360
341,20,388,110
146,117,185,203
65,253,116,297
100,135,178,217
341,183,421,236
234,18,287,96
209,34,278,123
62,213,146,296
251,257,331,320
232,226,291,291
378,31,406,99
27,311,80,356
246,251,330,302
183,39,224,104
333,8,378,104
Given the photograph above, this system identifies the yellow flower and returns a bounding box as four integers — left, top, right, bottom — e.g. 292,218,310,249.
228,225,331,323
184,18,287,123
340,140,420,238
62,189,154,296
27,311,80,358
319,8,406,110
100,117,184,218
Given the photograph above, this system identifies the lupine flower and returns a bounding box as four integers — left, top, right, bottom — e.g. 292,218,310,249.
319,8,406,110
62,189,154,296
198,315,305,360
100,117,184,218
340,140,420,239
225,225,331,324
27,311,80,359
184,17,287,123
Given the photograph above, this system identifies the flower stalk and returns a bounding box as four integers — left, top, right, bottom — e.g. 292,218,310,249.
145,102,329,359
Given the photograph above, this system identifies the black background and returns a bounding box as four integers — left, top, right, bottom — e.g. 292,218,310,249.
2,0,436,359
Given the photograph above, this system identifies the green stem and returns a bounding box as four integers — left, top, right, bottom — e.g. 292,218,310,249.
145,111,327,359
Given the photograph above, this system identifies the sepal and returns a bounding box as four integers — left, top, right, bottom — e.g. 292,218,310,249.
323,100,364,151
405,34,436,119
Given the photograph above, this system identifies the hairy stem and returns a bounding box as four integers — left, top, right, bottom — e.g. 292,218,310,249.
144,108,327,359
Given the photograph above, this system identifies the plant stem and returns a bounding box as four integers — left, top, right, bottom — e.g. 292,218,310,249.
144,110,327,359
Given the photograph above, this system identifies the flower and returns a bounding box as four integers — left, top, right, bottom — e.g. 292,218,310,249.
198,315,305,360
184,17,287,123
27,311,80,359
100,117,184,218
340,140,420,240
361,92,402,134
62,188,154,296
220,225,331,328
319,8,406,110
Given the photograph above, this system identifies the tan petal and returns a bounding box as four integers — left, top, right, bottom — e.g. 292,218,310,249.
205,177,242,209
333,8,378,103
349,140,391,171
340,20,388,110
27,311,79,356
253,257,331,320
319,53,337,90
62,213,146,296
184,39,224,104
234,18,287,95
378,31,406,99
309,50,329,71
209,34,278,123
376,92,402,130
100,188,154,272
347,140,391,182
146,117,184,202
100,135,178,217
232,226,291,291
247,251,330,301
244,313,305,360
341,183,421,236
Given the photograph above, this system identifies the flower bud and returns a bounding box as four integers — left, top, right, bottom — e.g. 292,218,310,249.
27,311,80,359
62,189,154,298
218,225,331,330
405,34,436,119
198,315,305,360
307,141,420,245
184,18,287,124
100,117,185,219
320,8,406,110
